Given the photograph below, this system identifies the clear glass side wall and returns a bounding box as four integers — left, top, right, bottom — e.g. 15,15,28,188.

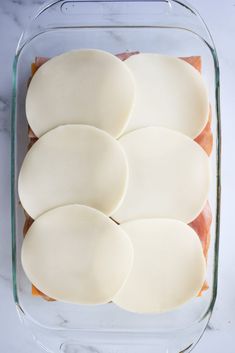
16,0,217,53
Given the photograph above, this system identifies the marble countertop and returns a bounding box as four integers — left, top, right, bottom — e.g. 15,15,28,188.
0,0,234,352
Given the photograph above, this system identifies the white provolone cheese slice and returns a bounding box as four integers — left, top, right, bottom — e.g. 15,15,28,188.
18,125,128,219
113,219,206,313
124,53,209,138
112,127,210,223
21,205,134,304
26,49,135,138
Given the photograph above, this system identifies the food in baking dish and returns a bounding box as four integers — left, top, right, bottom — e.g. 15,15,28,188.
21,204,133,304
18,125,128,219
19,49,212,313
26,49,135,138
112,127,210,224
113,219,206,313
123,53,209,138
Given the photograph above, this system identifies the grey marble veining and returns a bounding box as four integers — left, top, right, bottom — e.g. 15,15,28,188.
0,0,234,352
56,314,69,327
0,97,10,133
0,97,8,112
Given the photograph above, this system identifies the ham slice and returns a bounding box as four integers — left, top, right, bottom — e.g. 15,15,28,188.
195,107,213,156
116,51,140,61
181,56,202,72
189,201,212,258
25,52,212,300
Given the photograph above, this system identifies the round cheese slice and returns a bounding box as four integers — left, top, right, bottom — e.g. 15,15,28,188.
21,205,134,304
112,127,210,224
124,53,209,138
26,49,135,138
113,219,206,313
18,125,128,219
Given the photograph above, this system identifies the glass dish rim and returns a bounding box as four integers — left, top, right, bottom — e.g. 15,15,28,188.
11,0,221,330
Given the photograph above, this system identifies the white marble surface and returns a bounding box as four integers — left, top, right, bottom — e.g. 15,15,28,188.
0,0,234,352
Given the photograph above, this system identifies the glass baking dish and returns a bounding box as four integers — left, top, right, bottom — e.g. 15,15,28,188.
11,1,221,352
